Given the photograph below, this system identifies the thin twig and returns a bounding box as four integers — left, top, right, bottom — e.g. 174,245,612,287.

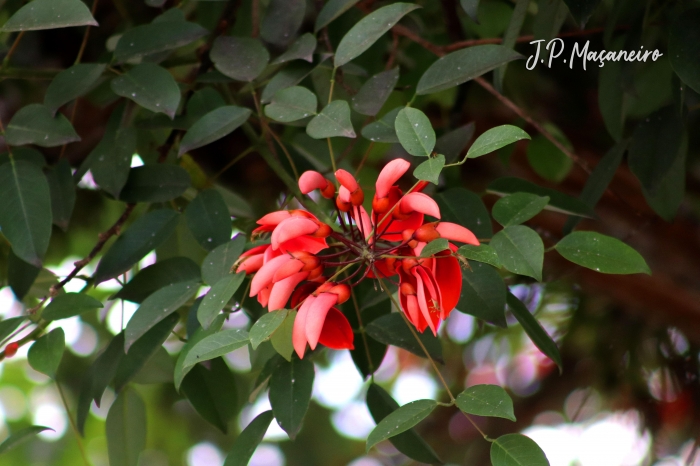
75,0,100,64
56,381,91,465
251,0,260,38
0,31,26,72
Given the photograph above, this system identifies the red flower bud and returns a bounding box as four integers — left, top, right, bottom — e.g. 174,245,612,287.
4,342,18,358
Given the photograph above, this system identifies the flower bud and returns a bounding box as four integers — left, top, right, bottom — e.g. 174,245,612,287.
4,342,18,358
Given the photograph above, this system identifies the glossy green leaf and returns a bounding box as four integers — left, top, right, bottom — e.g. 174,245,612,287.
488,177,594,218
417,45,523,95
261,0,305,45
269,357,314,439
420,238,450,257
7,252,40,301
366,399,437,452
395,107,436,157
669,10,700,94
94,210,179,284
533,0,568,43
113,257,201,303
114,313,178,391
491,433,550,466
507,292,562,372
334,3,420,67
0,316,25,343
250,310,289,350
185,189,232,250
271,33,316,64
0,160,53,266
361,107,401,143
92,127,136,199
0,147,45,167
114,18,207,62
44,64,106,114
124,280,198,351
179,106,251,155
365,384,442,464
4,104,80,147
182,328,250,371
45,158,76,231
491,225,543,281
352,68,399,116
457,262,507,327
130,346,174,385
197,273,245,328
562,0,601,27
306,100,355,138
493,0,528,90
261,61,316,103
111,63,181,118
639,133,686,222
436,123,474,163
174,315,225,391
413,154,445,184
555,231,650,274
201,236,246,286
27,328,64,379
526,132,573,183
270,311,296,361
264,86,318,123
460,0,480,22
458,244,501,268
492,193,549,226
106,388,147,466
211,37,269,82
366,313,443,362
0,0,97,32
181,357,238,433
119,165,191,203
224,411,274,466
467,125,530,159
315,0,360,31
0,426,54,455
435,188,493,239
455,385,515,421
42,293,103,321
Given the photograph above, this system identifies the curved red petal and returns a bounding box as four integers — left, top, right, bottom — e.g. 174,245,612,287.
268,271,308,311
335,169,359,192
299,171,328,194
273,259,305,283
434,253,462,316
375,159,411,199
250,254,292,296
379,211,424,241
436,222,479,245
400,192,441,219
237,254,265,274
318,308,355,350
278,236,328,254
293,297,314,359
257,210,292,226
271,217,319,249
305,293,338,350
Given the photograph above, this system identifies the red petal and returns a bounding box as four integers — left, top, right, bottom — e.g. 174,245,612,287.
273,259,305,283
400,192,441,219
305,293,338,350
436,222,479,245
293,297,314,359
250,254,292,296
335,169,359,192
434,252,461,316
257,210,291,226
299,171,328,194
272,217,319,249
278,236,328,254
378,211,424,241
376,159,410,199
318,308,354,350
268,271,308,311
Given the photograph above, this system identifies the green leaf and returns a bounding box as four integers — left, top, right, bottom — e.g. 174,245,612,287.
361,107,401,143
197,273,245,329
113,257,201,303
488,177,594,218
181,357,239,433
306,100,356,138
250,310,290,350
533,0,568,43
130,346,174,385
223,410,274,466
395,107,436,157
94,209,179,284
365,384,442,464
119,165,191,203
124,280,198,351
42,293,103,321
261,0,305,45
185,189,232,250
174,315,225,391
526,132,573,183
8,252,40,301
366,399,437,452
366,313,443,362
111,63,181,119
562,0,601,27
179,106,251,155
211,37,269,82
640,133,686,222
92,127,136,199
413,154,445,184
555,231,650,274
315,0,360,32
417,45,523,95
269,357,315,439
467,125,530,159
491,225,544,281
0,0,97,32
270,311,296,361
506,292,562,373
0,160,53,266
271,33,317,64
106,388,147,466
202,236,246,286
0,147,45,167
0,316,25,343
334,3,420,67
114,313,178,391
420,238,450,257
264,86,318,123
669,9,700,94
0,426,54,455
492,193,549,227
491,433,550,466
45,158,76,231
436,123,475,163
27,328,65,379
435,188,493,239
494,0,528,90
598,49,625,141
352,68,399,116
44,64,106,114
458,244,501,268
457,262,507,327
114,18,207,63
455,385,515,421
261,61,316,103
460,0,480,22
4,104,80,147
182,328,250,371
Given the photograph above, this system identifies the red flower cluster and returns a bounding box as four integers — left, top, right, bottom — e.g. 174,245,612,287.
237,159,479,358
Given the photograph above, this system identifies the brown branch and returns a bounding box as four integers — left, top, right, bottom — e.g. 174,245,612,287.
74,0,100,64
0,31,26,72
385,31,400,70
251,0,260,38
